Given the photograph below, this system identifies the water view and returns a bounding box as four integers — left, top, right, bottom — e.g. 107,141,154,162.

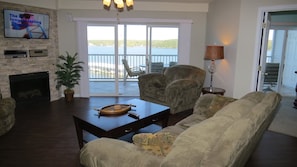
88,46,178,79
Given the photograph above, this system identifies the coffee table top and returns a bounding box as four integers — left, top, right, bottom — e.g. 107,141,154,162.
73,99,169,132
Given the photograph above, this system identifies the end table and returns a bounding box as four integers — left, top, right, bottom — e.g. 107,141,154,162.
202,87,225,96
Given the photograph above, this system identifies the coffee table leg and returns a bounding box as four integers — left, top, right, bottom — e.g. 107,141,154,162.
73,117,84,149
161,112,169,128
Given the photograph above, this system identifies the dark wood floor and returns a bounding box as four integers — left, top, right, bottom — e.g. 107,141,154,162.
0,97,297,167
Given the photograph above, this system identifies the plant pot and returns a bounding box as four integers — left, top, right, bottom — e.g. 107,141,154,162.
64,89,74,103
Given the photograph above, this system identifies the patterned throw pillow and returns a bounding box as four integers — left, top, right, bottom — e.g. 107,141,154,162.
132,132,177,157
206,96,237,118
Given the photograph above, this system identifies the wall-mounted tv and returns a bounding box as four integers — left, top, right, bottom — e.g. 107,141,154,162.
3,9,49,39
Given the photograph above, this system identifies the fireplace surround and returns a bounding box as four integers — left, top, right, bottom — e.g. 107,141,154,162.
9,71,50,107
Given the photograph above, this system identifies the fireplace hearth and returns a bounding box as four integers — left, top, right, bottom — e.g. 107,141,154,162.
9,72,50,107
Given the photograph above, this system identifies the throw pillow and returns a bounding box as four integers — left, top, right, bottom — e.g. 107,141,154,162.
206,96,237,118
132,132,177,157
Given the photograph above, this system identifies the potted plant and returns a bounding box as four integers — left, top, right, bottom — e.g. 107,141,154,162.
55,52,84,102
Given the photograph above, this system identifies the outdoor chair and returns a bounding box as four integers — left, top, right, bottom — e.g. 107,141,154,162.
169,61,177,66
263,63,279,91
151,62,164,73
122,59,145,84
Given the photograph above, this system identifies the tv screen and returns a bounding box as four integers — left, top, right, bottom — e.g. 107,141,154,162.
3,9,49,39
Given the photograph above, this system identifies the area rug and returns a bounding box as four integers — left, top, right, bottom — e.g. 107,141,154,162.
268,96,297,138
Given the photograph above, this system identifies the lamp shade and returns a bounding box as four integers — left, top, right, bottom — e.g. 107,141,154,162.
204,45,224,60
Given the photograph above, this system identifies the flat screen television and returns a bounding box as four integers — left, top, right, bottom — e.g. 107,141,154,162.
3,9,49,39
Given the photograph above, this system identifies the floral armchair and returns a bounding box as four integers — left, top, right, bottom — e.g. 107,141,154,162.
0,93,16,136
138,65,206,114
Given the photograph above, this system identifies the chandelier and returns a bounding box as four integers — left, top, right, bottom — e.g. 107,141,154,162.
103,0,134,11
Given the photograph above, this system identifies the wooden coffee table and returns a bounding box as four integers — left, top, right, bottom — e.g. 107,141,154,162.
73,99,170,148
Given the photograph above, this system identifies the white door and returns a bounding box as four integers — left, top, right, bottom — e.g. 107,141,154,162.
257,12,271,91
257,11,297,95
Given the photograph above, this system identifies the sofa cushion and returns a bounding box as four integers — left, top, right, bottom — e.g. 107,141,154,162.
193,94,236,118
80,138,163,167
175,114,206,129
132,132,177,157
205,95,237,118
158,125,185,136
199,118,254,167
214,99,257,120
161,116,234,167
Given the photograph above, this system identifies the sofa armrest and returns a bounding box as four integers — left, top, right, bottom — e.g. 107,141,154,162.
166,79,198,91
193,94,237,118
138,73,167,101
164,79,200,114
138,73,166,87
0,98,16,117
80,138,162,167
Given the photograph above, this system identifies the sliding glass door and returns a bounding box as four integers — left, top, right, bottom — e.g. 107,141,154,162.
76,18,192,97
84,23,180,96
146,26,178,72
88,25,118,96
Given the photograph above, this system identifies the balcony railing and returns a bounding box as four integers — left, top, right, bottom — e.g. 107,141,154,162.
89,54,177,80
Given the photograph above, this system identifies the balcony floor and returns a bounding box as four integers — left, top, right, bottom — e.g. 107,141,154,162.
90,80,140,96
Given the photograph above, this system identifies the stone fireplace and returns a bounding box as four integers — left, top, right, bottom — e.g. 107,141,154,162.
9,72,50,106
0,2,59,101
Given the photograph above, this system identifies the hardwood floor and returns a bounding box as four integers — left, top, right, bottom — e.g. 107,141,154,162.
0,97,296,167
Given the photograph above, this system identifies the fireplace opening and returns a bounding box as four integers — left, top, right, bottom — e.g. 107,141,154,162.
9,71,50,107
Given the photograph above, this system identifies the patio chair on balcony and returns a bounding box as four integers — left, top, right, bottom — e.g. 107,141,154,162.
263,63,280,92
151,62,164,73
122,59,145,84
169,61,177,67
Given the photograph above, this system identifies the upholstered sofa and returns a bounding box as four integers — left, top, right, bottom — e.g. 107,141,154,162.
80,91,281,167
138,65,206,114
0,96,16,136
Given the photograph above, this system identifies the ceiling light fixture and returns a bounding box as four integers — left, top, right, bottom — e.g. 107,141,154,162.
103,0,134,12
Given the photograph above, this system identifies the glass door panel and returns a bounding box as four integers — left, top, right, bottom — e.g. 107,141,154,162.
282,30,297,91
86,24,180,96
119,25,146,96
261,29,297,95
87,25,118,96
148,26,178,73
261,29,284,92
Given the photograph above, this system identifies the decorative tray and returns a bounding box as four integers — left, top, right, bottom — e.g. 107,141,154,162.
96,104,135,116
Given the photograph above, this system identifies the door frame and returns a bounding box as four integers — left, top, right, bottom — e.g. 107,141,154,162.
74,17,192,97
254,4,297,92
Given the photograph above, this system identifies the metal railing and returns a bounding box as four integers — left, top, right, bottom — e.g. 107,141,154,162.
89,54,177,80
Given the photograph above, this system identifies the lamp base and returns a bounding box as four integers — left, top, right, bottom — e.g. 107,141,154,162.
209,86,213,92
209,71,214,92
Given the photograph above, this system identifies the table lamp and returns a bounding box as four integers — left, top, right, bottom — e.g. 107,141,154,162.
204,45,224,92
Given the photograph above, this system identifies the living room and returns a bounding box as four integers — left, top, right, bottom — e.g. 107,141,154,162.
0,0,296,100
0,0,297,167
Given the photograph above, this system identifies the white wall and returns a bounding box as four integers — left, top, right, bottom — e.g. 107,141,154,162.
57,10,208,68
205,0,241,97
207,0,297,98
234,0,297,98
